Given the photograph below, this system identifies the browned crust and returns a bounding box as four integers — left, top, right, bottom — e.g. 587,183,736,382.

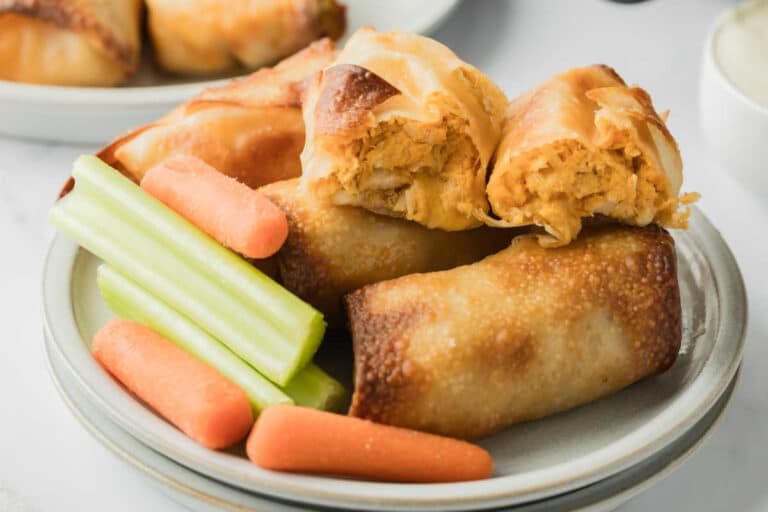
260,180,339,319
57,176,75,199
0,0,138,74
307,0,346,41
188,92,302,113
346,225,681,437
189,40,334,110
263,186,324,299
617,225,681,373
187,42,335,110
593,63,626,86
313,64,400,136
59,38,339,200
96,124,157,175
346,290,427,420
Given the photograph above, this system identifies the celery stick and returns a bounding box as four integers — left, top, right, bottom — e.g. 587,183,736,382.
52,195,294,383
51,157,325,385
97,264,292,412
70,155,324,366
283,363,347,412
99,265,345,411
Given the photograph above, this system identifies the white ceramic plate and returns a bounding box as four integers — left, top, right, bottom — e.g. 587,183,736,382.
42,207,747,511
0,0,460,145
43,329,739,512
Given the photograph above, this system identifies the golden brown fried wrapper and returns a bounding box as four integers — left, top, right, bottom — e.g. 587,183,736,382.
145,0,345,75
300,27,508,231
0,0,142,86
97,39,337,190
347,224,681,439
260,178,515,326
485,65,697,246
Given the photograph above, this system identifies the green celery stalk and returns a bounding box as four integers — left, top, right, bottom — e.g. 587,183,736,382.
50,155,324,385
71,155,324,348
53,193,291,383
283,360,347,412
98,265,346,411
97,264,292,412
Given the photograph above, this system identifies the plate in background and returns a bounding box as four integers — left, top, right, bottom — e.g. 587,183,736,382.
0,0,461,145
41,207,747,511
43,327,740,512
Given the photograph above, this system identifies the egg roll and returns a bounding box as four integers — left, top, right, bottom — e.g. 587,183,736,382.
260,179,514,326
0,0,141,86
300,27,508,231
97,39,337,189
485,65,697,246
145,0,345,76
347,224,681,439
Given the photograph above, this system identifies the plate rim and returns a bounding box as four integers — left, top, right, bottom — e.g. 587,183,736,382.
43,327,741,512
0,0,462,107
41,206,748,510
0,78,234,106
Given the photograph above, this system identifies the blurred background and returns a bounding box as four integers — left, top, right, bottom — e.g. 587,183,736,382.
1,1,766,511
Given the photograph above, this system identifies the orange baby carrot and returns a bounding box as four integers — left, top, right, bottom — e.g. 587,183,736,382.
92,318,253,450
246,405,493,482
140,155,288,259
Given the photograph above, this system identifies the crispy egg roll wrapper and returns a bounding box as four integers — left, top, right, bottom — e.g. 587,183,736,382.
300,27,508,230
485,65,696,246
95,39,337,191
347,225,681,439
260,179,515,326
0,0,142,86
145,0,345,75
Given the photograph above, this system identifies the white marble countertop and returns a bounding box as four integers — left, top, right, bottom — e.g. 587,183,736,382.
1,1,766,510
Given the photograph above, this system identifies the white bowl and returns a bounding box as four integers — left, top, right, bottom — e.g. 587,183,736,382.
699,0,768,194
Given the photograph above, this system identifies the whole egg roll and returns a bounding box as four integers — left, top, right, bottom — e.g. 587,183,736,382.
97,40,337,190
347,224,681,439
260,179,514,326
485,65,697,246
300,27,508,230
0,0,142,86
145,0,345,75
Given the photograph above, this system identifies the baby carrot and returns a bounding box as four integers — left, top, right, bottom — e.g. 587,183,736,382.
246,405,493,482
140,155,288,259
92,318,253,450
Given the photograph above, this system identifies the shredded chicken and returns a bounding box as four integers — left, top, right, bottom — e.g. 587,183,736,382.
330,115,483,230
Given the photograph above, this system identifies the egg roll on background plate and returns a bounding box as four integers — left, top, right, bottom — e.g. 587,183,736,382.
485,65,697,246
347,224,681,439
260,179,515,326
0,0,142,86
97,40,337,190
300,27,509,231
145,0,345,75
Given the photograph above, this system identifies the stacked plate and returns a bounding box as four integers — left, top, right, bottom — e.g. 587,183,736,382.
42,207,747,512
0,0,463,144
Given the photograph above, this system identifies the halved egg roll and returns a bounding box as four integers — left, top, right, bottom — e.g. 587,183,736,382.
260,179,514,326
98,39,337,189
300,27,508,230
347,224,681,439
485,65,697,246
0,0,141,86
145,0,345,75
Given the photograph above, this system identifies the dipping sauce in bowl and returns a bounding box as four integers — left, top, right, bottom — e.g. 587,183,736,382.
714,0,768,108
700,0,768,195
